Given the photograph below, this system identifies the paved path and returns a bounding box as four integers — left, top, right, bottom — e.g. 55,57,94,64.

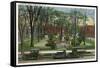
18,39,95,55
18,49,95,54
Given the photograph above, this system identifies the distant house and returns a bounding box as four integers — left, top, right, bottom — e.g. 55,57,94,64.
79,17,95,38
80,25,95,37
44,17,95,38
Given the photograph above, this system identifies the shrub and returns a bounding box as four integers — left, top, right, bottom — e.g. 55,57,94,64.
45,34,57,49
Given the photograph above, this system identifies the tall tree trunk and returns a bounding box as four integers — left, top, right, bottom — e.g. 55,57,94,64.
30,16,34,48
60,24,63,41
20,38,24,59
42,25,44,38
37,23,40,42
40,25,42,40
73,12,77,47
20,32,24,60
83,15,86,46
30,25,34,48
27,6,34,48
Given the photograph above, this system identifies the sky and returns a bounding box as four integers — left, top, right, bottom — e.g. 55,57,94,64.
54,7,95,20
19,4,96,22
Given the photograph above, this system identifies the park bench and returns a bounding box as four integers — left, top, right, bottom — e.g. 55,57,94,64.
53,50,67,59
72,46,85,52
70,46,94,57
23,48,39,60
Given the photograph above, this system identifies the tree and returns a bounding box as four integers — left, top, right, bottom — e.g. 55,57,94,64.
27,6,42,48
69,9,88,57
18,6,28,59
55,13,67,41
37,7,48,42
82,13,87,46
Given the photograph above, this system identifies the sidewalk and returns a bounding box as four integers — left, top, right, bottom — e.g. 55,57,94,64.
18,49,95,54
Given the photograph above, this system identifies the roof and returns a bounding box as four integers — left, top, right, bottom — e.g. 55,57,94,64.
78,17,95,26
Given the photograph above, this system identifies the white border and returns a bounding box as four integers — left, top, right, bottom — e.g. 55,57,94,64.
16,2,97,65
16,3,18,65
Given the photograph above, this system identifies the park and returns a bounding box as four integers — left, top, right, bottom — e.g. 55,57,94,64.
18,4,96,64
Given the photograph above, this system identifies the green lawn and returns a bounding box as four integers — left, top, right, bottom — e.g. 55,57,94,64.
18,38,95,52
